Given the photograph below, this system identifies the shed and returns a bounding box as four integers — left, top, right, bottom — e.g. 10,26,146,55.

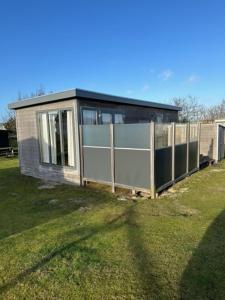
9,88,180,184
0,130,9,148
200,122,225,162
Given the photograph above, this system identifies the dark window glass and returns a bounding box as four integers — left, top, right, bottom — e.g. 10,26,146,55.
82,109,97,124
102,112,112,124
114,113,124,124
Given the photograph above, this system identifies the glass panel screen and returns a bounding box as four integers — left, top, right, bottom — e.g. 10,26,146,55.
48,111,61,165
114,124,150,149
83,125,110,147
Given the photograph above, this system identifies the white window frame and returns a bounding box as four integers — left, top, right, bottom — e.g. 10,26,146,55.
37,108,76,169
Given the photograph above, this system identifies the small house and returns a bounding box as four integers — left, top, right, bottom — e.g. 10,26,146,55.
9,89,180,185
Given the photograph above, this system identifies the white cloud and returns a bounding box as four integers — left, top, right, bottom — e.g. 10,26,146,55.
186,74,200,83
159,69,174,80
141,84,150,92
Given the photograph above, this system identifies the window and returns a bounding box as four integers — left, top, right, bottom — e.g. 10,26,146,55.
38,113,50,163
102,112,112,124
62,110,75,167
48,111,61,165
82,109,97,124
38,109,75,167
114,113,124,124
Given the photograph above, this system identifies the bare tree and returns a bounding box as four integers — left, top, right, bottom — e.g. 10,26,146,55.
2,109,16,132
203,99,225,121
171,96,204,122
4,85,48,133
17,84,46,101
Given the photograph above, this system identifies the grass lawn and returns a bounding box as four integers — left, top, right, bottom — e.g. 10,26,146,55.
0,158,225,299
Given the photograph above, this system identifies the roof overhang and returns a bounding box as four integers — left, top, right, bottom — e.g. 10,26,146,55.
8,88,181,111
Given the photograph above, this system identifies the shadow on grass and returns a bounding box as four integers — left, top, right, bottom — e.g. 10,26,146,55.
180,209,225,299
0,204,166,299
0,162,115,241
0,210,128,295
126,205,165,299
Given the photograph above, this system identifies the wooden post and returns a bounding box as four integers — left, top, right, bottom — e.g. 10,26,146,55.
150,122,156,199
186,122,190,174
172,122,176,182
110,124,115,193
197,122,201,168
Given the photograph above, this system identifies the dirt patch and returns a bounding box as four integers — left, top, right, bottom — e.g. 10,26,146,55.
38,181,60,190
78,206,92,213
174,201,199,217
210,169,224,172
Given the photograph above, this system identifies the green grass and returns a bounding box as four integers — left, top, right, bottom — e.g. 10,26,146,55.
0,157,225,299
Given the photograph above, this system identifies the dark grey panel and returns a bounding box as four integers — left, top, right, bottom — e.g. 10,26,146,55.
82,125,110,147
115,149,150,189
175,144,187,179
0,130,9,147
114,124,150,149
83,148,111,182
155,147,172,190
189,141,198,172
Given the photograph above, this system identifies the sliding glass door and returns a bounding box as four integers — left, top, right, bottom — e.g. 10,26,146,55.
38,109,75,168
48,111,61,165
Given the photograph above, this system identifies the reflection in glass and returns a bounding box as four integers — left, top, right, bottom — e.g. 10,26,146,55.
102,113,112,124
62,110,75,166
48,111,61,165
82,109,97,124
114,113,124,124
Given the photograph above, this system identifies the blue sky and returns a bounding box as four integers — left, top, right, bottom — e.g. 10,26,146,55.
1,0,225,119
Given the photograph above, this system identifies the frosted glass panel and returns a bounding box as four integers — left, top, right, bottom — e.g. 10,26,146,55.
176,124,187,145
114,124,150,149
155,124,172,149
83,125,110,147
190,124,198,142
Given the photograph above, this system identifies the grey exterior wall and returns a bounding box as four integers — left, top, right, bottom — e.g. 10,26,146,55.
78,99,178,123
16,99,80,184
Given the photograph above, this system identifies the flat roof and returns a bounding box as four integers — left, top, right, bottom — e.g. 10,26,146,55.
8,88,181,111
